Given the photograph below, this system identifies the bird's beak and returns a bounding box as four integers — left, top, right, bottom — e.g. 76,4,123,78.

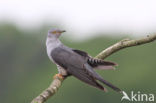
60,30,66,33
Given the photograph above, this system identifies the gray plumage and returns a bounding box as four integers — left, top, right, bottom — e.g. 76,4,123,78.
46,28,121,92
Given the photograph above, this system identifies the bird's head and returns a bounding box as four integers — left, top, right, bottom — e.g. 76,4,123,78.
48,28,66,38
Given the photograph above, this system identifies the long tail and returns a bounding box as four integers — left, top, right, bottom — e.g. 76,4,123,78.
84,63,122,92
88,57,118,70
96,77,122,92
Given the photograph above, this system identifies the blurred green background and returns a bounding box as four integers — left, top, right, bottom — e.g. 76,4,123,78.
0,23,156,103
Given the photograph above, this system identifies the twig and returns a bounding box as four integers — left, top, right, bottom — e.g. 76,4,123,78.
31,34,156,103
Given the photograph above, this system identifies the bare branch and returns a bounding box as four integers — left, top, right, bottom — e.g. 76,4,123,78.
96,35,156,59
31,34,156,103
31,75,65,103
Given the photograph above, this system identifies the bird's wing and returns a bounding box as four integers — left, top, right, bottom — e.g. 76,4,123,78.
73,49,118,70
72,49,121,92
72,49,89,57
51,47,106,91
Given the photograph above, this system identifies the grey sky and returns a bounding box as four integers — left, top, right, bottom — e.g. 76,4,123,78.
0,0,156,38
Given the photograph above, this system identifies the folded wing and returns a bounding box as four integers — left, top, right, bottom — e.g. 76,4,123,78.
51,47,107,91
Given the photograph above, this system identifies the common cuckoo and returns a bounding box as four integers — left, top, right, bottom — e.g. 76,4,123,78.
46,28,122,92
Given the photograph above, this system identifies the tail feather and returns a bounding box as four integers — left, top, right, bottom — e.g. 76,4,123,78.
94,81,108,92
97,77,122,92
87,57,118,70
95,65,116,70
84,64,121,93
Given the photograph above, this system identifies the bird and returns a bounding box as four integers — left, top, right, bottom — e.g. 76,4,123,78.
46,28,122,93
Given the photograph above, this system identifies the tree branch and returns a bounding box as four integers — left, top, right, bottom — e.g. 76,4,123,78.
96,35,156,59
31,34,156,103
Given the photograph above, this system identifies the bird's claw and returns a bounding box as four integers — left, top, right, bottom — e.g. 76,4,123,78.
53,73,64,80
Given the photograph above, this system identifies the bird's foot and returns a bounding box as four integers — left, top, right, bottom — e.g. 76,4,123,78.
53,73,64,80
